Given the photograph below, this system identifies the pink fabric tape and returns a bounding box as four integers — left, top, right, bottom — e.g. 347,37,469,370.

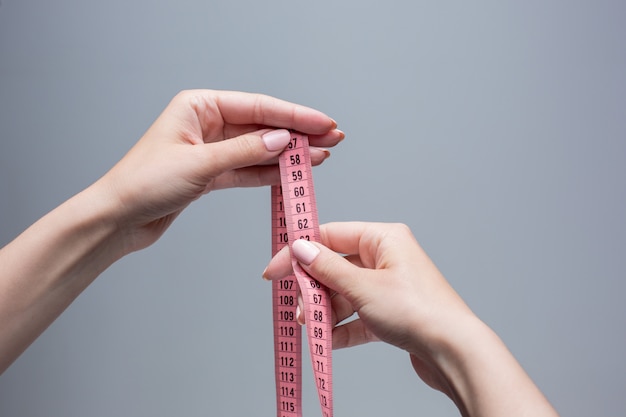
271,133,333,417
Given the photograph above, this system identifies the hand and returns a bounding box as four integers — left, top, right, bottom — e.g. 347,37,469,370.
263,222,560,417
263,222,472,393
0,90,342,374
98,89,343,253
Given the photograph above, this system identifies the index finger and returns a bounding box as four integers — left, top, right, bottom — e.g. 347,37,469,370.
320,222,419,270
213,90,337,134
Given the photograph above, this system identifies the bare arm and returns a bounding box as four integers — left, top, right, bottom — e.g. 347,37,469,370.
0,183,123,372
264,221,559,417
0,89,343,374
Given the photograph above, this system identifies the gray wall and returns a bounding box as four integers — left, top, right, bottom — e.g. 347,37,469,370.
1,1,625,416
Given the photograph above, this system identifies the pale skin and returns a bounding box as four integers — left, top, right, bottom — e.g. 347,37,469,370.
0,89,343,374
263,222,561,417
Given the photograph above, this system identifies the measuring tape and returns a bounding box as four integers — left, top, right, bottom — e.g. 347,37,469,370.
271,132,333,417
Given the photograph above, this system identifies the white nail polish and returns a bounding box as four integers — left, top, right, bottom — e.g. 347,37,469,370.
292,239,320,265
262,129,291,151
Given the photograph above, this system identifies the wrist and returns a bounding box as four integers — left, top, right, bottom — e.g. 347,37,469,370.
430,315,499,413
6,179,129,319
82,177,135,259
0,180,128,373
427,315,558,417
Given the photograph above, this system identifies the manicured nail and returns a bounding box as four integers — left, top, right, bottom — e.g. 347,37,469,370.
262,129,291,151
292,239,320,265
262,266,270,280
310,148,331,161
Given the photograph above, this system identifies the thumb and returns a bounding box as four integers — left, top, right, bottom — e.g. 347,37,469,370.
199,129,292,177
291,239,371,307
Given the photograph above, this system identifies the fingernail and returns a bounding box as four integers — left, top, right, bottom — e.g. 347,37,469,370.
262,267,270,280
292,239,320,265
311,148,331,160
262,129,291,151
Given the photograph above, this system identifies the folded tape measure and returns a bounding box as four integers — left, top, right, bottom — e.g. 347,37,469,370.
271,132,333,417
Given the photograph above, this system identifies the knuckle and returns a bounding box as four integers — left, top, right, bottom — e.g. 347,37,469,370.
236,133,262,158
390,222,413,237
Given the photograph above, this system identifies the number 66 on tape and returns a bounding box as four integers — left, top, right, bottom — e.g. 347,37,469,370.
271,133,333,417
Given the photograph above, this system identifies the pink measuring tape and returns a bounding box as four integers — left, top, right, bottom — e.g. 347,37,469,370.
271,132,333,417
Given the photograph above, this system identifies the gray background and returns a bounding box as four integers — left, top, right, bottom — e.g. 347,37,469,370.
1,1,625,416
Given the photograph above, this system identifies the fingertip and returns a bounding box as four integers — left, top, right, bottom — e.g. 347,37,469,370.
262,129,291,152
262,245,293,280
292,239,321,265
309,128,345,149
310,148,331,165
261,267,271,281
261,263,281,281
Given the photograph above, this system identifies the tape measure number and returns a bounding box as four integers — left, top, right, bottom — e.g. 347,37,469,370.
271,133,333,417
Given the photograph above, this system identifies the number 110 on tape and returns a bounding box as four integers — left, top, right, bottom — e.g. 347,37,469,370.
272,133,333,417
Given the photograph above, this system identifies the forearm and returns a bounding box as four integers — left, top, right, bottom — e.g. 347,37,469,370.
433,316,559,417
0,181,125,373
